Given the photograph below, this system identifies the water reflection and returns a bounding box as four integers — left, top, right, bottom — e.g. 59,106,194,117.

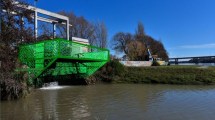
1,84,215,120
38,86,91,119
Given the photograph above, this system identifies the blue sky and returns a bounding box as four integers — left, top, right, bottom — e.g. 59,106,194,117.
28,0,215,57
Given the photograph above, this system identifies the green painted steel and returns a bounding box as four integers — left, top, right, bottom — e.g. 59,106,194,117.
17,38,109,84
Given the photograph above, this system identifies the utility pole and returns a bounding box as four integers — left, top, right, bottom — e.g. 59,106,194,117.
53,22,56,39
34,0,38,41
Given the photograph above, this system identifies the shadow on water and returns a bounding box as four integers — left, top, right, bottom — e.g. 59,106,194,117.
35,84,89,119
42,75,88,86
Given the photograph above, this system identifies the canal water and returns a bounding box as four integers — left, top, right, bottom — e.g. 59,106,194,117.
1,84,215,120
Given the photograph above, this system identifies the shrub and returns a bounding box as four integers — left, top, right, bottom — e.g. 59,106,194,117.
0,72,25,100
93,60,126,83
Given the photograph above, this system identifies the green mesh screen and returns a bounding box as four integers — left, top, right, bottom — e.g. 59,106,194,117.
17,38,109,83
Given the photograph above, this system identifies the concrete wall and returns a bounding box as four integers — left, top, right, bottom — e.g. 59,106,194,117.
120,61,152,67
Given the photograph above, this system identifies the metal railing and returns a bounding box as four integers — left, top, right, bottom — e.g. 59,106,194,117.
17,38,109,82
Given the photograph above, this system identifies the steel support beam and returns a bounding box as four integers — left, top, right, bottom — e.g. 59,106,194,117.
53,22,56,39
37,16,72,27
17,3,71,40
175,59,178,65
34,10,38,40
67,19,70,40
4,2,72,40
27,6,69,20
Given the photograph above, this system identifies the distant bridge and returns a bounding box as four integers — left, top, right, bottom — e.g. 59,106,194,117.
169,56,215,64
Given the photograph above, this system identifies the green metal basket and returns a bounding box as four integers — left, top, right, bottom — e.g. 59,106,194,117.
17,38,110,84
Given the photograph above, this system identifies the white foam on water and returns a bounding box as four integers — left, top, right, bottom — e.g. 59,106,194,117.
40,82,68,90
40,86,68,90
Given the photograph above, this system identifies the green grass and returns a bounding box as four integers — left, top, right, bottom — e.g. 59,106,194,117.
122,66,215,85
96,63,215,85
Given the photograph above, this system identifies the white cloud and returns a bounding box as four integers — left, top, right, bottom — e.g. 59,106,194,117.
180,43,215,49
168,43,215,50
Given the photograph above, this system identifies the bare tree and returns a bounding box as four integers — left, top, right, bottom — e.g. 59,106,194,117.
37,22,53,41
39,11,108,47
57,11,96,45
94,21,107,48
1,0,34,72
112,32,133,55
135,21,145,41
1,0,34,100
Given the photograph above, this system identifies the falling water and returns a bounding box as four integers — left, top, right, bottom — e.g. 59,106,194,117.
40,81,67,90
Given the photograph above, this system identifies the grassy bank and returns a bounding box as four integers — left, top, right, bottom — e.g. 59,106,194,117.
122,66,215,84
94,61,215,85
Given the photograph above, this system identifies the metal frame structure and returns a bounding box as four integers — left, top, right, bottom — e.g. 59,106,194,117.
25,5,71,40
2,1,72,40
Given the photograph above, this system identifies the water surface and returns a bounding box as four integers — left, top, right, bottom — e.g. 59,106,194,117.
1,84,215,120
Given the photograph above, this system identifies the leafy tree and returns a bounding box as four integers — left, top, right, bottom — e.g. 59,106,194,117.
133,22,148,60
112,22,169,61
143,36,169,61
127,40,147,61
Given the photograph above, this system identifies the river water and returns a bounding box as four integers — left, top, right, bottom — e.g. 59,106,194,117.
1,84,215,120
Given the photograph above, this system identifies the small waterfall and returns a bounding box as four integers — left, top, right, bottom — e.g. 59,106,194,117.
40,81,67,90
43,81,58,87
